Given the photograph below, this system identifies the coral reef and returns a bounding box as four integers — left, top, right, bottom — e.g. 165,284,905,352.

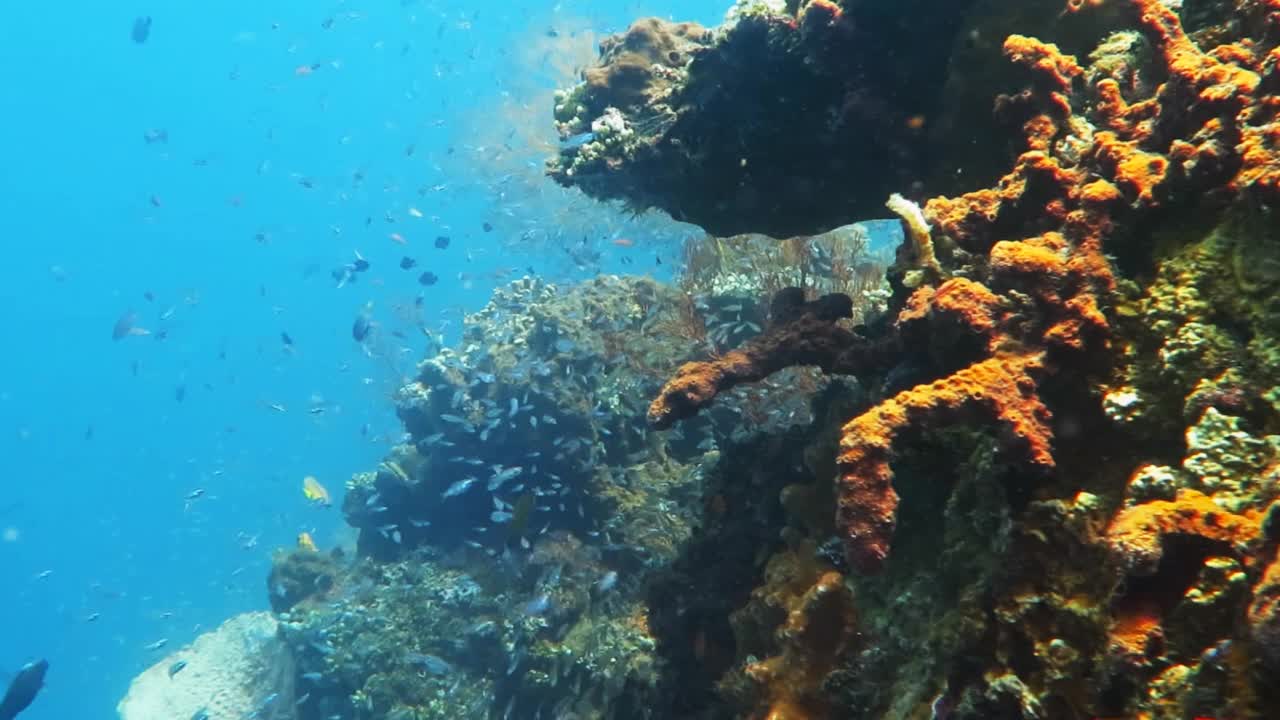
274,537,673,720
124,2,1280,719
267,546,341,613
117,612,293,720
343,275,707,561
263,274,817,720
547,2,982,237
649,0,1279,577
640,0,1280,718
647,287,898,431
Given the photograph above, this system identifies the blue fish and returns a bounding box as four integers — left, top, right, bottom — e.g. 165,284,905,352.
559,132,595,150
0,660,48,720
131,16,152,44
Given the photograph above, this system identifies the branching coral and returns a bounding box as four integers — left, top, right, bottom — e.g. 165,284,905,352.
836,353,1054,573
647,287,898,430
650,0,1280,576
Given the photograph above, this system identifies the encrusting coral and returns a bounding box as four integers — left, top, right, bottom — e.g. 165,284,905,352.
651,0,1279,576
836,353,1055,573
643,1,1280,716
1106,488,1263,575
742,570,859,719
548,1,985,237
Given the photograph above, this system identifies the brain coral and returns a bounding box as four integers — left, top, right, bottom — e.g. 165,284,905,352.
117,612,293,720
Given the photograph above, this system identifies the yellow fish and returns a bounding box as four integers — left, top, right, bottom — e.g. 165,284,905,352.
302,475,331,507
297,532,318,552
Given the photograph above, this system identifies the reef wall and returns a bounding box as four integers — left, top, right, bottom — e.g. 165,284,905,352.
141,1,1280,719
546,1,983,237
635,0,1280,718
259,264,890,720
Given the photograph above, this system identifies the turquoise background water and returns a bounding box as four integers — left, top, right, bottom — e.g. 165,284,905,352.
0,2,725,715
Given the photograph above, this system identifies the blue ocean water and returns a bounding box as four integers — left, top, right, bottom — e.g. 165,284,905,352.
0,2,730,717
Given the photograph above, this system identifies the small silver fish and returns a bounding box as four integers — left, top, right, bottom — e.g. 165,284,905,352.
558,131,595,150
442,477,478,499
405,653,453,675
523,593,552,615
111,310,151,341
595,571,618,594
487,465,523,491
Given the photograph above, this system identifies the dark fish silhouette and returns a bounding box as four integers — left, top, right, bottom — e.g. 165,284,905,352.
112,310,151,341
0,659,48,720
131,16,152,44
434,236,450,249
418,271,438,286
352,313,372,342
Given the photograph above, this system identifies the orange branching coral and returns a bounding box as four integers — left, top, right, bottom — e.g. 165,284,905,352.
1002,35,1082,119
647,288,897,429
897,277,1004,352
836,353,1054,573
1090,131,1169,206
649,0,1280,575
825,0,1280,572
1069,0,1280,202
1106,490,1262,574
744,571,859,720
